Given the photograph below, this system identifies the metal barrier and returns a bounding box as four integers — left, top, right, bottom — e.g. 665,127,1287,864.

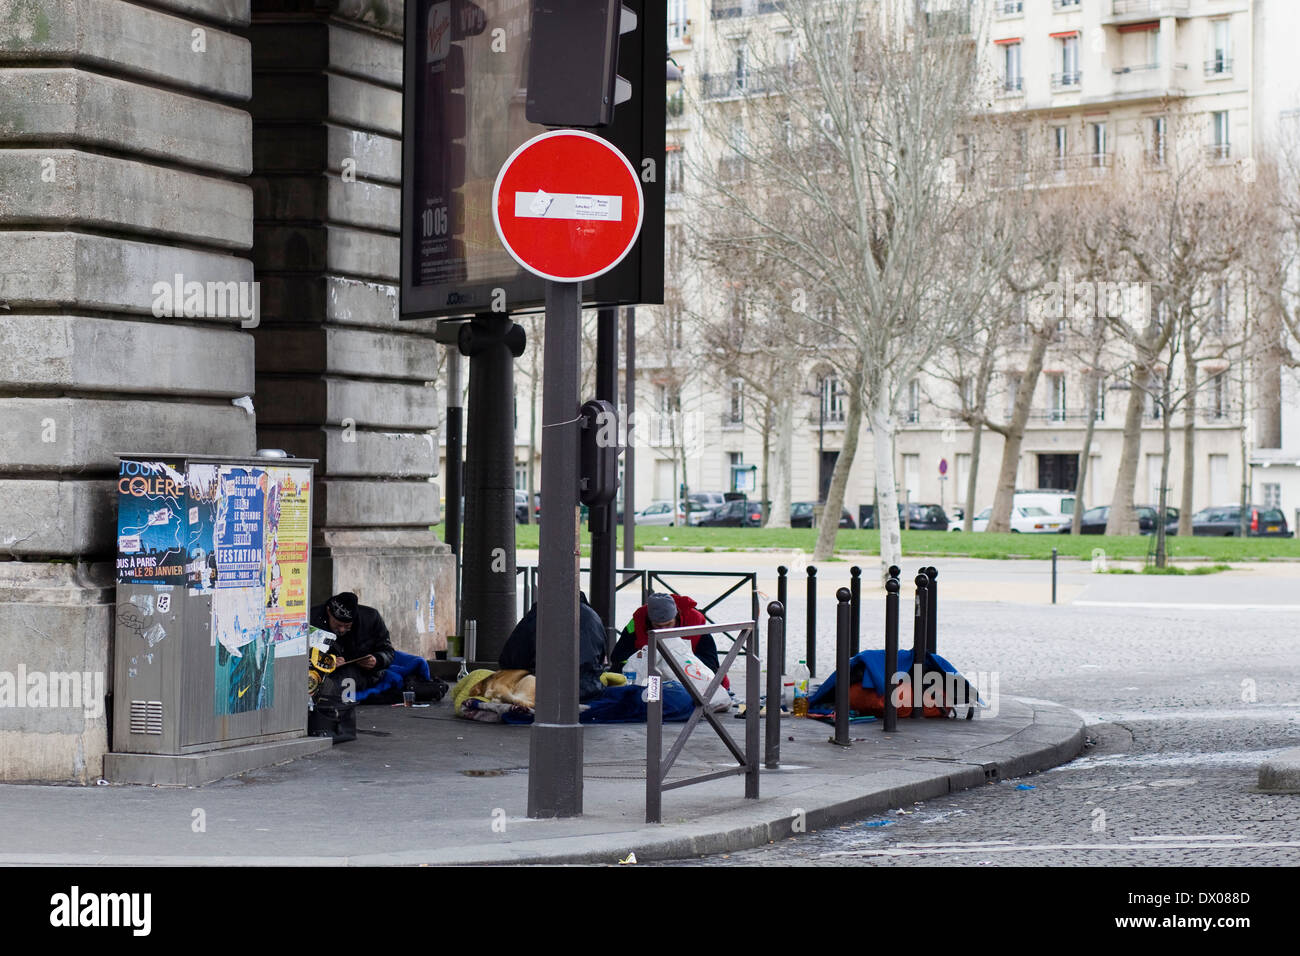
645,618,761,824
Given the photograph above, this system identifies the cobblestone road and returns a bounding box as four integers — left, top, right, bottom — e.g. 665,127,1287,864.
666,599,1300,866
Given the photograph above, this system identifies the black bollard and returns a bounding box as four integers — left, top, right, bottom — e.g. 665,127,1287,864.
911,572,929,719
777,565,788,625
1051,547,1058,605
883,573,900,733
765,600,784,769
831,587,852,747
806,565,817,677
925,566,938,658
849,565,862,656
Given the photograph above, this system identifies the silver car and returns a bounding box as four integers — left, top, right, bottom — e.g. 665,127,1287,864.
634,500,685,525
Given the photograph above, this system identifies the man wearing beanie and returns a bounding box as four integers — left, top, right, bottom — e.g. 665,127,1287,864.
609,591,728,689
309,591,396,696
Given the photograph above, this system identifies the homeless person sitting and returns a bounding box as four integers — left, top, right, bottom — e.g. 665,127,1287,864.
499,591,609,701
309,591,396,698
609,591,729,690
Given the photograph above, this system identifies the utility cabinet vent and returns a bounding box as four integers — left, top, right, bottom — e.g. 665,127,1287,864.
129,700,163,735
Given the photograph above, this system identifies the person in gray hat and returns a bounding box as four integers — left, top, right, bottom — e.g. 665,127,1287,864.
609,591,728,689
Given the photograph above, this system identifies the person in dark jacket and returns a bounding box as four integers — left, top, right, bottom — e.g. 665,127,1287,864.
309,591,396,697
499,591,608,701
609,591,727,689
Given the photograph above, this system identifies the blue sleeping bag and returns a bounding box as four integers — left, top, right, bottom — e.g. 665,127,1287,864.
497,681,697,724
355,650,431,703
808,649,981,707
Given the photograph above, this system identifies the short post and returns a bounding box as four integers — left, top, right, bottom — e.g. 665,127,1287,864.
911,572,929,719
849,565,862,656
777,565,788,619
645,630,662,824
925,566,938,658
750,574,760,629
1051,548,1058,605
831,587,852,747
883,572,900,733
745,624,761,798
806,565,817,677
765,601,784,769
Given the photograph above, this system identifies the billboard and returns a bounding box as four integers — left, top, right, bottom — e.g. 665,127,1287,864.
399,0,664,320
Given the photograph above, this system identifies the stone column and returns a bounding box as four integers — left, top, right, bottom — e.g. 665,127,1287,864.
247,0,455,657
0,0,258,781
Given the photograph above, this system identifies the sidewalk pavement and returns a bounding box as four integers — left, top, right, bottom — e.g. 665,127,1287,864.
0,694,1084,866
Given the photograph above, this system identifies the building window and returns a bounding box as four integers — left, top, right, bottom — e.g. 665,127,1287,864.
1094,376,1106,422
1211,371,1226,419
1147,374,1164,420
1052,125,1068,171
1050,374,1067,422
907,379,921,424
668,0,689,45
1089,121,1108,167
728,452,744,492
1211,279,1228,335
1263,482,1281,510
1209,111,1230,160
666,147,684,195
1003,41,1022,92
1208,20,1231,75
728,378,744,424
1054,34,1080,88
820,375,844,423
1149,116,1167,167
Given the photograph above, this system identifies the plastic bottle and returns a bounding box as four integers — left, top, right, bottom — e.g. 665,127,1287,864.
781,674,795,710
792,660,810,717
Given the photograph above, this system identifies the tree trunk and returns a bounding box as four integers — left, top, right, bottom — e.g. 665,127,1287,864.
812,377,863,562
767,394,793,528
1104,366,1150,536
870,401,902,582
1155,376,1174,568
964,423,982,533
1072,370,1099,535
760,398,771,523
1179,348,1197,536
988,329,1051,533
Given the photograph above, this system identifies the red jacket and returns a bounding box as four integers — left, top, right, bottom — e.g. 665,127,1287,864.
627,594,728,690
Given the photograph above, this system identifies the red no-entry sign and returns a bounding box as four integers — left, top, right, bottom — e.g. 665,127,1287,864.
492,129,644,283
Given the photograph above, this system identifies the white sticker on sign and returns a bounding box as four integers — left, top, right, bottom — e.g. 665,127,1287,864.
514,192,622,222
647,675,661,702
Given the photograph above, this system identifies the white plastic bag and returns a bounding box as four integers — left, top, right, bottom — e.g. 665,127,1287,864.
625,638,730,711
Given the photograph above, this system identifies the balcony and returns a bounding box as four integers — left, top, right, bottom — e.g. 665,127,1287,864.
1204,57,1233,78
699,67,794,99
1204,142,1232,162
1052,0,1081,10
996,0,1023,16
1000,75,1024,96
1093,63,1187,104
1103,0,1190,26
1051,71,1083,90
710,0,783,18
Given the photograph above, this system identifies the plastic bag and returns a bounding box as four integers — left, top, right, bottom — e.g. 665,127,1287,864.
624,638,730,712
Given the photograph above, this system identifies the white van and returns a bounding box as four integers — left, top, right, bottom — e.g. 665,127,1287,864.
1014,489,1076,518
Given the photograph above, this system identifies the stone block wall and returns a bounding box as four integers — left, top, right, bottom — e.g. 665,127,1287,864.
0,0,258,781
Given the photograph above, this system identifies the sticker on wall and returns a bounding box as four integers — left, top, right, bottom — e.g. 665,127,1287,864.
116,460,187,585
185,463,220,594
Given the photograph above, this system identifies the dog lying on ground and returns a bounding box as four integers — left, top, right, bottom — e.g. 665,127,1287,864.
466,669,536,710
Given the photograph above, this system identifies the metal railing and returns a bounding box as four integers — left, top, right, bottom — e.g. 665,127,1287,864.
1109,0,1188,17
996,1,1023,16
1205,57,1232,77
1051,71,1083,89
645,619,761,823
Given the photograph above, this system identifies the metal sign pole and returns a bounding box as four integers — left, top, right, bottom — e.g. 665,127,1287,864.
528,279,584,818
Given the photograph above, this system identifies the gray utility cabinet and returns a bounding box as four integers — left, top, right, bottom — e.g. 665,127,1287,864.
110,454,318,760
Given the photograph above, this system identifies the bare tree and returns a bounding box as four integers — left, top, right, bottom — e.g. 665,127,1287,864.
689,0,1012,576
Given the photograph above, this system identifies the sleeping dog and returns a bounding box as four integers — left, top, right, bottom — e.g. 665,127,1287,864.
467,669,536,710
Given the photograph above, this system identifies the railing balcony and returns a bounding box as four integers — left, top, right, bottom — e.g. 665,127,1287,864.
1205,57,1232,77
1204,142,1232,161
1052,0,1081,10
1051,71,1083,90
996,1,1023,17
1001,75,1024,94
699,67,795,99
1105,0,1190,23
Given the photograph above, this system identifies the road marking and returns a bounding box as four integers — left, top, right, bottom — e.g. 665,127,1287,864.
1074,600,1300,610
1129,834,1244,841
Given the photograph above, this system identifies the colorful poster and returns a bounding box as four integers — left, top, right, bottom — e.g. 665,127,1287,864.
115,460,187,584
185,463,219,594
213,465,271,715
263,466,311,657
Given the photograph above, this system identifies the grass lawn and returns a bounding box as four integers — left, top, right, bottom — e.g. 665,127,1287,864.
509,523,1300,561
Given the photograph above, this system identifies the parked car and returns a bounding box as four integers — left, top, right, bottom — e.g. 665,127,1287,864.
900,503,948,531
970,505,1068,533
790,502,855,528
634,500,685,525
696,499,764,527
686,492,727,525
1014,489,1077,518
1187,504,1290,537
515,491,535,524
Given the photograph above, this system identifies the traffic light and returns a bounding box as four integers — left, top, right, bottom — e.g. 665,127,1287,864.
525,0,637,128
579,399,620,506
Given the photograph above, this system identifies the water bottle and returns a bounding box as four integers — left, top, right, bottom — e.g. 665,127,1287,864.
792,659,810,717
